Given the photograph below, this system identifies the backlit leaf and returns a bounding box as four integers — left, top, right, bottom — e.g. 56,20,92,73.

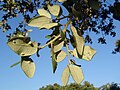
48,4,61,17
7,38,38,56
40,23,58,29
54,40,64,53
70,25,84,58
61,66,70,86
56,50,67,62
28,16,51,27
82,46,96,61
38,8,51,18
21,57,35,78
68,65,84,84
28,16,58,29
58,0,66,2
70,48,79,59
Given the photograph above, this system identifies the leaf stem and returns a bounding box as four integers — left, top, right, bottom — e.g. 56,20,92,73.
64,20,72,64
38,34,60,49
65,42,71,64
38,20,71,49
55,15,70,21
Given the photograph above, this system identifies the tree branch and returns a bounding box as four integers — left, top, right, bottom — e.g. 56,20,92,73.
38,20,71,49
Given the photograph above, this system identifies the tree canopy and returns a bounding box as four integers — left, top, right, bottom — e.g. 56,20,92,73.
0,0,120,85
39,82,120,90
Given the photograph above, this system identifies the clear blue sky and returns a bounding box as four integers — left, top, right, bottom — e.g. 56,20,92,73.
0,0,120,90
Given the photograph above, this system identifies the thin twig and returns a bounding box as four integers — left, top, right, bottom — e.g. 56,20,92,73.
65,42,71,64
38,34,60,49
55,15,70,21
38,20,71,49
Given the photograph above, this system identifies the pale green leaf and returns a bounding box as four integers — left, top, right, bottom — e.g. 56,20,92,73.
28,16,51,27
58,0,67,2
28,16,58,29
21,57,35,78
61,66,70,86
38,8,51,18
7,38,38,56
68,65,84,84
48,4,61,17
56,50,67,62
82,46,96,61
54,40,64,53
70,48,79,59
70,25,84,58
8,37,31,44
10,61,21,68
40,23,58,29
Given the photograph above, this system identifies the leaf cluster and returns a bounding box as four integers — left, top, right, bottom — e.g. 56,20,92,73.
0,0,120,85
7,30,39,78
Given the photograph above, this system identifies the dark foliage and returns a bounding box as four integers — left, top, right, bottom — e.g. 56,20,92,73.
39,82,120,90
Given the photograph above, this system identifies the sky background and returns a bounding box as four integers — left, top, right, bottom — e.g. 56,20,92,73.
0,0,120,90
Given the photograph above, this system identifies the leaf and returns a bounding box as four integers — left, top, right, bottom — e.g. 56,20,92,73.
45,35,52,39
68,65,84,84
7,38,38,56
0,21,2,27
70,25,84,58
51,44,57,73
48,4,61,17
9,30,28,39
10,61,21,68
21,57,36,78
60,30,66,40
52,27,60,36
58,0,67,2
39,23,58,29
28,16,51,27
56,50,67,62
88,0,101,10
54,40,64,53
52,55,57,73
38,8,51,18
84,0,88,3
70,48,79,59
28,16,58,29
61,66,70,86
69,35,76,48
72,4,82,19
82,46,96,61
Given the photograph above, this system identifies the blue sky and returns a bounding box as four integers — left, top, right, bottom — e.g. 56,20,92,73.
0,0,120,90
